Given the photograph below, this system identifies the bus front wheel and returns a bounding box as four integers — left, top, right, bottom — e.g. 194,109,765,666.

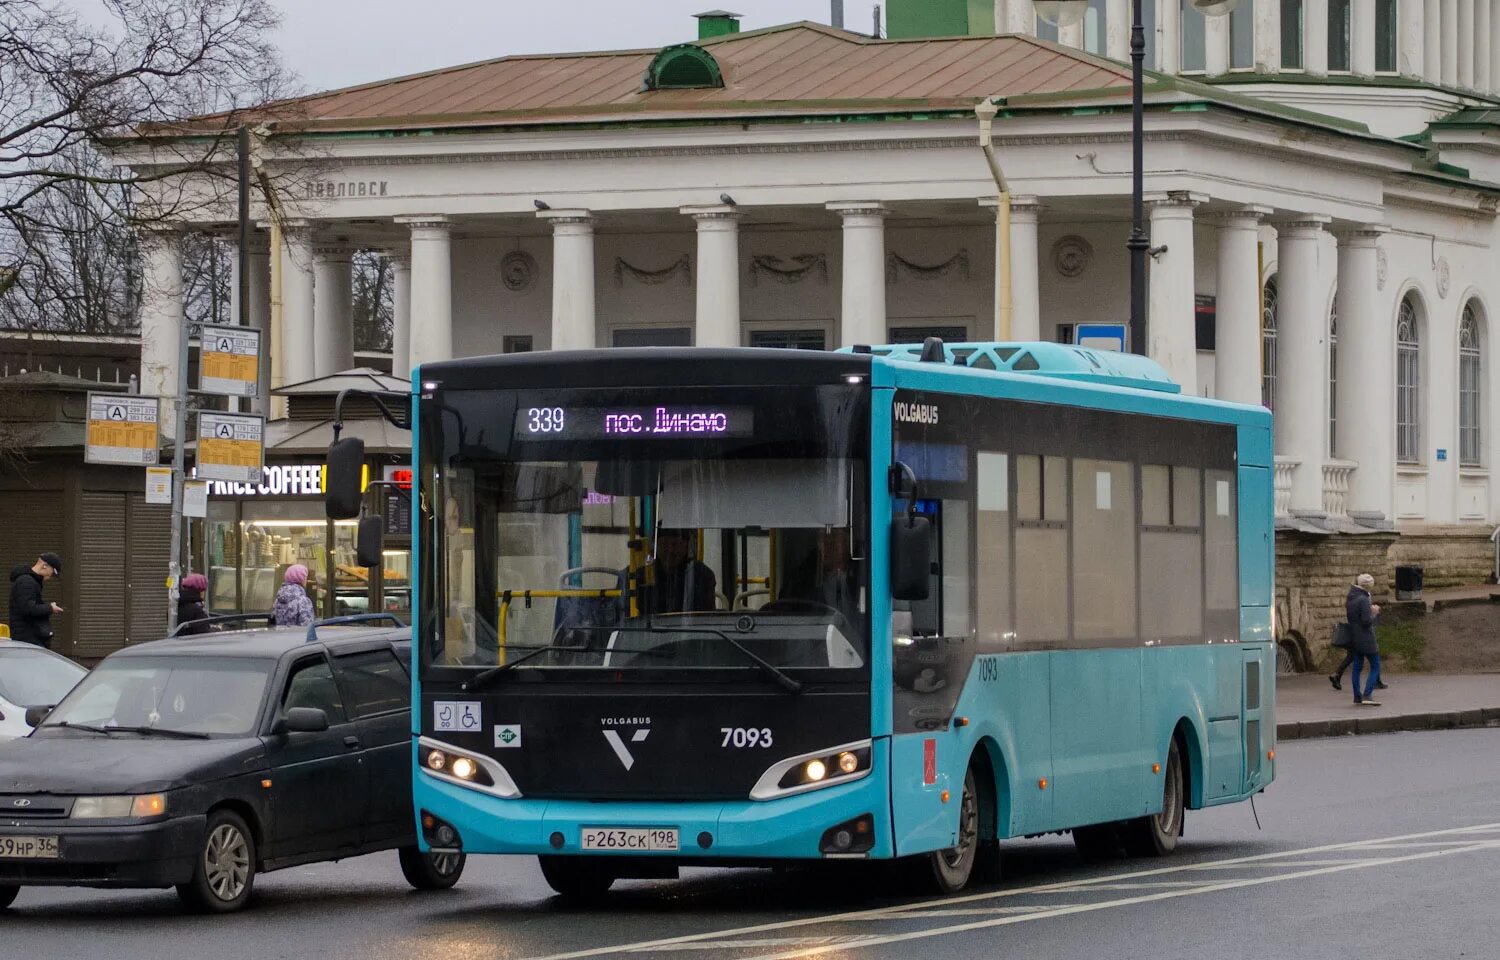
539,855,616,901
1124,737,1185,857
916,767,980,894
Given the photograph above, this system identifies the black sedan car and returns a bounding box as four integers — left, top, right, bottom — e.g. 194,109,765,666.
0,616,464,912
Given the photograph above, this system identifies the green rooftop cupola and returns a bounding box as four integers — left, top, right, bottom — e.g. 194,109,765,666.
693,9,742,39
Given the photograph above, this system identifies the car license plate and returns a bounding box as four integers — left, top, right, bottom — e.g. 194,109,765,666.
0,835,59,859
580,827,679,852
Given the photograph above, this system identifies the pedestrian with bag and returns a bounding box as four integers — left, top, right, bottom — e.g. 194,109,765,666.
8,552,64,648
1345,572,1383,706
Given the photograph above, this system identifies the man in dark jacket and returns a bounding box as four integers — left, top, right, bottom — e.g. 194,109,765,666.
8,552,64,648
1345,573,1382,706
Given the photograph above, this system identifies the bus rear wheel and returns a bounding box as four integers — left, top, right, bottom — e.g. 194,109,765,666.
538,855,616,902
916,767,980,894
1124,737,1185,857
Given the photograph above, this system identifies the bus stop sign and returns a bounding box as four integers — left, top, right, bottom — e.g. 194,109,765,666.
1074,323,1128,353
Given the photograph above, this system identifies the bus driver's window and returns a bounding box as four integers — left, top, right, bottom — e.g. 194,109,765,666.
647,529,718,614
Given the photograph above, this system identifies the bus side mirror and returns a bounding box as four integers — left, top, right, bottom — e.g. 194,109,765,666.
890,515,932,602
356,514,384,569
326,437,366,519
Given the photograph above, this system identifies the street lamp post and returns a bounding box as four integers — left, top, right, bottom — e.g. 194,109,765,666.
1036,0,1238,357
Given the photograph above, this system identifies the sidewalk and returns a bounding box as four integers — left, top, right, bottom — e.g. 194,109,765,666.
1276,672,1500,740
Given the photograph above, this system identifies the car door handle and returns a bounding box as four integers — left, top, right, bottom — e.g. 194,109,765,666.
344,736,361,749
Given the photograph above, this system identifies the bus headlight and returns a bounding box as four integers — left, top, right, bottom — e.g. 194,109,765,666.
749,740,874,800
421,746,493,787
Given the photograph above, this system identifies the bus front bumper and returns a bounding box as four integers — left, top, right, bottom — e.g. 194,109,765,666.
415,767,893,861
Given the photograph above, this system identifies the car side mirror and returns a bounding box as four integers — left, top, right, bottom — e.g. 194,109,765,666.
890,515,932,602
356,514,384,568
325,437,366,520
277,707,330,734
24,705,51,727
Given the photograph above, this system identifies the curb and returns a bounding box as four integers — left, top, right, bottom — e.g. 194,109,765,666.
1276,707,1500,740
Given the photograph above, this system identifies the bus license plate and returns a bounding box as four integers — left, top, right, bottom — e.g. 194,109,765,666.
580,827,679,852
0,835,59,859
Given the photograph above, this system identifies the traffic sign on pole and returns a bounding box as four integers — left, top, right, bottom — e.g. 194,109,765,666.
196,411,265,483
198,324,261,397
85,393,160,465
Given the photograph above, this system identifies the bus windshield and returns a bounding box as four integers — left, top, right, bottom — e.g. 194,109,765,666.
419,385,868,678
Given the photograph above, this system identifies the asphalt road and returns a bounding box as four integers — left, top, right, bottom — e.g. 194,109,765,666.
5,728,1499,960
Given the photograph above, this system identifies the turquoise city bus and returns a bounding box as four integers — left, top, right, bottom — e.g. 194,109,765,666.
325,339,1275,899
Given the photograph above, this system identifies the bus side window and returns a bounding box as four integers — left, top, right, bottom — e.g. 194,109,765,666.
1015,455,1069,645
975,452,1012,651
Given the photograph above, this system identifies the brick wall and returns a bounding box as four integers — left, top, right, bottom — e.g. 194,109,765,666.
1275,530,1398,667
1388,525,1495,588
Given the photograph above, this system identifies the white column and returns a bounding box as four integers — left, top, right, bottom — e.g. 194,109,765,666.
1335,225,1393,524
1476,0,1491,88
279,222,316,387
397,216,453,371
1400,0,1426,78
244,236,272,415
1425,0,1443,81
312,243,354,378
1306,0,1330,74
1213,206,1272,406
1158,0,1182,72
1206,13,1231,74
1491,0,1500,91
1009,197,1042,341
139,228,184,432
1351,0,1377,75
1255,0,1282,71
681,204,741,348
828,202,889,348
1275,216,1334,517
1460,0,1476,84
538,209,597,351
1146,192,1203,394
1107,0,1129,59
386,251,412,379
1443,0,1459,84
998,0,1034,34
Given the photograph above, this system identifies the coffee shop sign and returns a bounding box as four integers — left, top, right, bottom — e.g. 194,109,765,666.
201,463,372,497
305,179,389,199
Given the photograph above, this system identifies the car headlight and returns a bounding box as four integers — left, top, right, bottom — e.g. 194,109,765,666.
72,794,167,819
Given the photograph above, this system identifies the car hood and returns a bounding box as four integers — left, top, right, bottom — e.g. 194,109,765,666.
0,732,265,794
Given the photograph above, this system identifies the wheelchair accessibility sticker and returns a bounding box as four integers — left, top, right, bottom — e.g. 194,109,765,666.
433,701,481,732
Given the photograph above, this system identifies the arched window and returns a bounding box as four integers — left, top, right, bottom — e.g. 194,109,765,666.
1262,276,1278,409
1328,298,1338,456
1396,294,1421,463
1460,301,1483,467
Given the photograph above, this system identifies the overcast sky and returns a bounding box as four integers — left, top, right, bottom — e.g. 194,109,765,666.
271,1,863,93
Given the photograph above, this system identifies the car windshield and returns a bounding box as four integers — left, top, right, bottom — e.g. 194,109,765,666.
40,656,271,737
421,384,869,677
0,646,86,707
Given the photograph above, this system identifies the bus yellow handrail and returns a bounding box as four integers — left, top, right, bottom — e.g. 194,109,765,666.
495,588,624,663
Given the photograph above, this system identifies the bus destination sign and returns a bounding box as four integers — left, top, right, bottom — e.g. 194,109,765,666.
514,405,754,441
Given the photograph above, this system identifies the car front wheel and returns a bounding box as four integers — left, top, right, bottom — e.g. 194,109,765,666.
177,810,256,913
399,845,466,890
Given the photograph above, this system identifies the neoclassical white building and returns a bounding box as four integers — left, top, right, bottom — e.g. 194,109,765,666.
125,2,1500,631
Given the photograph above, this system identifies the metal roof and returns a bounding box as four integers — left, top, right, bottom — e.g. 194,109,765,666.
192,23,1130,133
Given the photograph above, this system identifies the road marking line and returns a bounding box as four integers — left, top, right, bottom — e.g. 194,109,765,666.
1046,880,1218,891
875,906,1055,918
734,842,1500,960
632,937,880,951
519,822,1500,960
1188,858,1376,868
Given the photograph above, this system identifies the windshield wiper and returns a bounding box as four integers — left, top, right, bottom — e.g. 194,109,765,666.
45,721,210,738
461,644,590,692
103,725,212,740
48,721,114,735
718,634,804,694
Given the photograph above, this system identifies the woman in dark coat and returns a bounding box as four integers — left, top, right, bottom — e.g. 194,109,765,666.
1345,573,1382,706
176,573,211,636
